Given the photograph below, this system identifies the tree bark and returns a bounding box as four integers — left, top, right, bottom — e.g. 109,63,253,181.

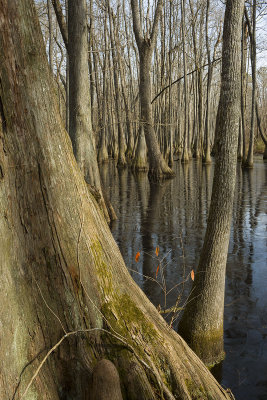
243,3,256,168
107,3,127,169
47,0,54,71
179,0,244,366
180,0,189,163
0,1,234,399
68,0,111,222
202,0,212,164
131,0,175,181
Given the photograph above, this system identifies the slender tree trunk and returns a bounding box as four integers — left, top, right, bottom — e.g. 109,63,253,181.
98,14,109,164
47,0,54,71
241,17,248,163
107,3,127,169
68,0,112,222
0,2,234,399
256,100,267,159
202,0,212,164
181,0,189,163
168,0,174,167
131,0,175,181
179,0,244,366
64,0,69,131
244,2,256,168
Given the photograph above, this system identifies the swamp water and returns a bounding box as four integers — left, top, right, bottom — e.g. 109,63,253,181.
101,158,267,400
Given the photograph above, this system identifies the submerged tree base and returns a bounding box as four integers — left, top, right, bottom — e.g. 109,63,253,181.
178,324,225,368
242,160,254,169
148,167,175,182
131,157,149,173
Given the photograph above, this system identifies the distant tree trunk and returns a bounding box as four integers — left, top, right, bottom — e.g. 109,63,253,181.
181,0,189,163
51,0,68,48
0,2,234,399
68,0,113,222
47,0,54,71
64,0,69,132
98,14,109,164
241,16,248,163
189,0,204,160
256,100,267,159
131,0,175,181
244,2,256,168
178,0,244,366
168,0,174,167
132,124,149,172
202,0,212,164
107,2,127,169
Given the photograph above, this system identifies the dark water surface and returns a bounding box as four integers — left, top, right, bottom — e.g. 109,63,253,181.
101,158,267,400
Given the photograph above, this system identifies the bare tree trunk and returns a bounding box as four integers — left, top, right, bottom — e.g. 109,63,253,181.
107,2,127,169
202,0,212,164
181,0,189,163
241,17,248,163
47,0,54,71
244,2,256,168
131,0,175,181
68,0,110,221
256,100,267,159
168,0,174,167
179,0,245,367
98,13,109,164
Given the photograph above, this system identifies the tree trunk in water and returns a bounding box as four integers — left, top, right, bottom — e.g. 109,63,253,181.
98,13,109,164
68,0,111,222
180,0,189,163
0,1,235,399
244,2,256,168
255,100,267,160
241,17,248,164
178,0,244,366
131,125,149,172
107,3,127,169
202,0,212,165
130,0,175,181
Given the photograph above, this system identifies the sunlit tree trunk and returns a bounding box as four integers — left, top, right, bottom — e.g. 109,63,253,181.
0,1,234,399
179,0,244,366
202,0,212,164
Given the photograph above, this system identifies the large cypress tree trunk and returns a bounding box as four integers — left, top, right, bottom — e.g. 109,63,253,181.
178,0,245,366
0,1,233,399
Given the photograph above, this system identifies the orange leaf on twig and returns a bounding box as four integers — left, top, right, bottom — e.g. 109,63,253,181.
156,265,160,278
155,246,159,257
190,270,195,281
135,252,140,262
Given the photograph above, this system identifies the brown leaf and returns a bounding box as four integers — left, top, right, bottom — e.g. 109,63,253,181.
155,246,159,257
